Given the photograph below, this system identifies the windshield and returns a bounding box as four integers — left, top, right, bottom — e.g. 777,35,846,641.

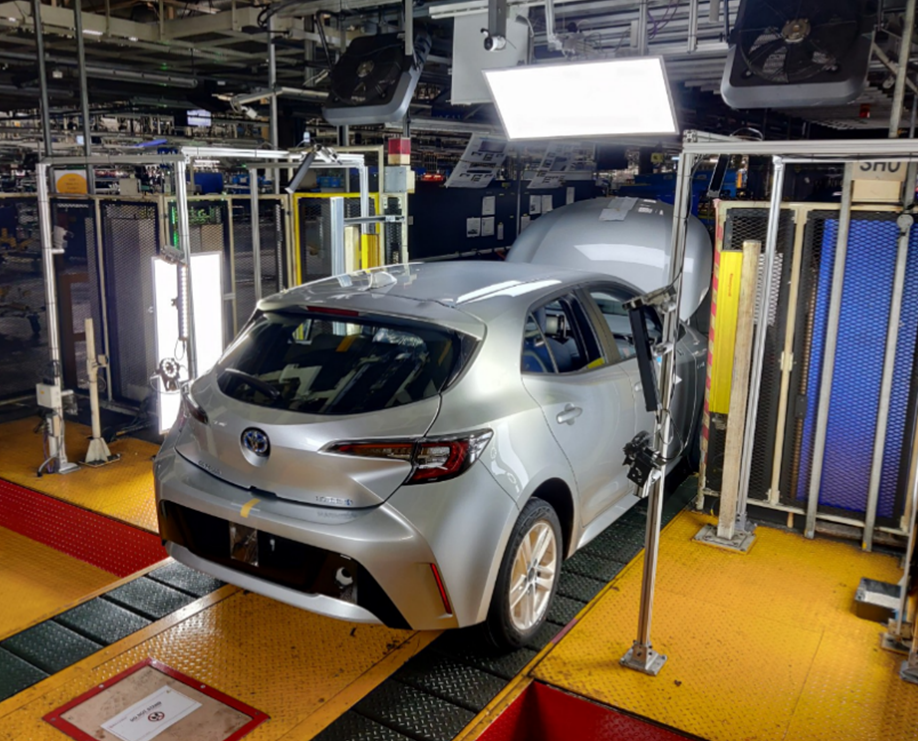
216,311,466,416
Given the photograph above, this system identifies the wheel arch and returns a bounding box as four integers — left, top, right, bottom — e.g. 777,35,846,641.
528,477,576,558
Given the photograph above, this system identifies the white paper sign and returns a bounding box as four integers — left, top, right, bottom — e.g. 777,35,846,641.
445,135,508,189
481,195,496,216
481,216,495,237
529,195,541,215
102,686,201,741
466,217,481,238
566,186,576,205
542,195,553,213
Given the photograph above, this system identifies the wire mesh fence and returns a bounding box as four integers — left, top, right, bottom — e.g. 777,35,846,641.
294,195,376,284
702,204,794,500
704,201,918,533
0,196,46,399
100,199,161,405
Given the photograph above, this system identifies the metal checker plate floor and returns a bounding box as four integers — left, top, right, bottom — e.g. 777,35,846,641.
0,525,118,641
534,510,918,741
0,418,159,532
0,472,694,741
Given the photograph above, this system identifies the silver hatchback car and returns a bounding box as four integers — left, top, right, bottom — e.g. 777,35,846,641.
154,199,711,648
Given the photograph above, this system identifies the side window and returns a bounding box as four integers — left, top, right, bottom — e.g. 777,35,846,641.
589,287,662,362
520,293,604,374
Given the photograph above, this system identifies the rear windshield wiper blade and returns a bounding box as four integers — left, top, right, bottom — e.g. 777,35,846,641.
220,368,281,400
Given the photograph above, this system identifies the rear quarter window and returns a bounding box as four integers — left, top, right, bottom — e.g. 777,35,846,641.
216,311,466,416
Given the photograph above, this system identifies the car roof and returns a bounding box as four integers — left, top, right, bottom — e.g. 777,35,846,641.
258,261,609,331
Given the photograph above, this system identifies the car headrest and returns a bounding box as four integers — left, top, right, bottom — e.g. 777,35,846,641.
544,314,565,336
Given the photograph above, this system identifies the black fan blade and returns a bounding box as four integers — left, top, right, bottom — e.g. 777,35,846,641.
743,36,786,71
809,0,858,26
783,42,815,82
745,0,793,31
807,20,859,59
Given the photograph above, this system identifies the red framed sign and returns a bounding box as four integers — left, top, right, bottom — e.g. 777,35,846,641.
43,657,269,741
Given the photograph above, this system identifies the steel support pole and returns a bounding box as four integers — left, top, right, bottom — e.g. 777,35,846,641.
250,166,262,301
621,150,696,677
329,197,346,277
404,0,413,56
736,157,786,529
92,197,112,400
36,162,77,473
890,0,916,137
687,0,699,52
73,0,95,193
268,14,280,194
805,162,855,539
895,385,918,640
32,0,53,157
636,0,648,56
864,170,916,551
174,160,197,379
358,164,370,237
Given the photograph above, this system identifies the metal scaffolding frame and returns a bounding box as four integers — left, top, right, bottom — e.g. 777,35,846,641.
636,130,918,677
33,145,368,474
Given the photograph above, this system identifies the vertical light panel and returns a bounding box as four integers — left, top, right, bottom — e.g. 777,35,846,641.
152,257,184,433
189,252,225,374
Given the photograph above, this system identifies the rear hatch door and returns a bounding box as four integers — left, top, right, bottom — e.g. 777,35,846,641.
175,306,472,507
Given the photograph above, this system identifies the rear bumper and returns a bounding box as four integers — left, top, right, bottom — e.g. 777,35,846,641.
167,542,383,624
154,446,519,630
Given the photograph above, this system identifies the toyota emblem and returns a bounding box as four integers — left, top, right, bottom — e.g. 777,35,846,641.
242,428,270,457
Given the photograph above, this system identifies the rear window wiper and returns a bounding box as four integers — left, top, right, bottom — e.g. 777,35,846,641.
220,368,281,400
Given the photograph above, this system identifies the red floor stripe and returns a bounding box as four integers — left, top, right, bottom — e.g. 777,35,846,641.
0,479,166,577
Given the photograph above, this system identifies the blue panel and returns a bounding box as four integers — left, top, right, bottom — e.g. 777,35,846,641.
795,222,834,505
797,218,900,513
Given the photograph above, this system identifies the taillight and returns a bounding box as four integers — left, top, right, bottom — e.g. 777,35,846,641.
326,430,493,485
181,384,208,425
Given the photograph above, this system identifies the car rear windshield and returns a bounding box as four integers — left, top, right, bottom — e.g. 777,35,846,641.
216,310,467,415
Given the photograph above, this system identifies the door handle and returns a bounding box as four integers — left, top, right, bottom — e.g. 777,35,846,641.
556,404,583,425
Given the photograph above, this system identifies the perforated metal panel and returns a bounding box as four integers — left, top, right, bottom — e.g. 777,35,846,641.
704,206,795,500
0,196,46,399
52,198,99,391
794,213,910,520
259,198,286,298
100,200,160,403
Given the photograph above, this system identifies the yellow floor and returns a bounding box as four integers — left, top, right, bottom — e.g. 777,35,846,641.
0,526,119,641
0,587,438,740
0,418,159,532
534,510,918,741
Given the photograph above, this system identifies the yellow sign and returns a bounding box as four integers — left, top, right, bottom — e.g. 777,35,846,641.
709,249,744,415
55,171,88,194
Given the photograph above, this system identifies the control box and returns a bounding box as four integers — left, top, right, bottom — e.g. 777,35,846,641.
36,383,62,410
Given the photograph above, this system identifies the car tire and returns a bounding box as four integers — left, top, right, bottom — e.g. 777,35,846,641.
484,498,562,651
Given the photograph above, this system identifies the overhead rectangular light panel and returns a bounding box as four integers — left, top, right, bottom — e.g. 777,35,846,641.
484,57,678,140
